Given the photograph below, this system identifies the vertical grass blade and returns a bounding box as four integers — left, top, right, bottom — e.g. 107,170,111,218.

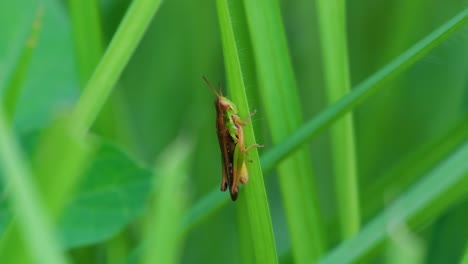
318,142,468,264
216,0,278,262
316,0,360,239
143,138,191,264
242,0,325,262
0,109,68,264
72,0,162,133
68,0,103,85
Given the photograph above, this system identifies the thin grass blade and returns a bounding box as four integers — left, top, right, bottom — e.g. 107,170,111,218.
242,0,325,261
72,0,162,134
0,109,68,264
316,0,360,238
317,142,468,264
216,0,278,262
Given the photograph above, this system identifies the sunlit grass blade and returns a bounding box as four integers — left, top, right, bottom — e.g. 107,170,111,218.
462,246,468,264
2,6,43,122
216,0,278,262
143,137,192,264
68,0,103,85
72,0,162,134
181,8,468,235
385,225,424,264
243,0,325,261
0,109,68,264
260,9,468,172
316,0,360,239
317,142,468,264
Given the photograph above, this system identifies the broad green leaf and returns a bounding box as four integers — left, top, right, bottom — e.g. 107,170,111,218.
0,136,153,248
59,141,152,247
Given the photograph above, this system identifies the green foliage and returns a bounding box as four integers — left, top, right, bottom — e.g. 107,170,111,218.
0,0,466,263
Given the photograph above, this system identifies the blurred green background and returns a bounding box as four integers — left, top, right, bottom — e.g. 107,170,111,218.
0,0,467,263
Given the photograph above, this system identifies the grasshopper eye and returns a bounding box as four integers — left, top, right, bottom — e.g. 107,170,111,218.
220,100,232,110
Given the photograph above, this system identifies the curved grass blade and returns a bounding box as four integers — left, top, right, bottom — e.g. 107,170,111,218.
363,117,468,218
317,142,468,264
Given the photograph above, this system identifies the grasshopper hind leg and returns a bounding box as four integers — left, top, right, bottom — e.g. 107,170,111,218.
220,160,229,192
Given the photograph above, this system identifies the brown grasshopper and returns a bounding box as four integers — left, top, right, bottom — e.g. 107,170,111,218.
203,76,263,201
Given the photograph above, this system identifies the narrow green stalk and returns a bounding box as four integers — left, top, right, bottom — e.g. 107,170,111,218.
143,138,191,264
3,6,43,122
72,0,162,133
181,8,468,236
243,0,325,262
0,109,68,264
68,0,103,85
318,143,468,264
216,0,278,262
316,0,360,239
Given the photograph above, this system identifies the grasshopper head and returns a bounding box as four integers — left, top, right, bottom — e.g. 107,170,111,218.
218,96,237,112
203,76,238,112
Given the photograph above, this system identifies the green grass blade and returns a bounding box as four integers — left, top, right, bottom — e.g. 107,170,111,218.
181,7,467,240
243,0,325,262
68,0,103,85
32,118,93,218
316,0,360,238
462,245,468,264
385,225,424,264
317,142,468,264
72,0,162,133
0,109,68,264
260,9,468,172
143,138,191,264
216,0,278,262
363,117,468,218
2,7,43,122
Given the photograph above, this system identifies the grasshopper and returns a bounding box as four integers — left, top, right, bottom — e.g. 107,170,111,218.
203,76,263,201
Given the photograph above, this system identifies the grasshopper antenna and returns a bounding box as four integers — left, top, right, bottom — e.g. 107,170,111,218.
202,75,222,97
